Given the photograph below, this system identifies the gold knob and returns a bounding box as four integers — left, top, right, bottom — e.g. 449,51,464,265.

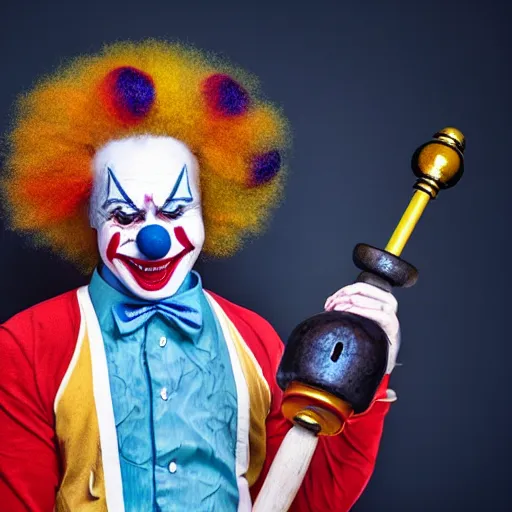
385,127,465,255
411,126,465,198
436,127,465,151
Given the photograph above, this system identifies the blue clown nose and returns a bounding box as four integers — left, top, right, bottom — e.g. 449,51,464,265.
136,225,172,260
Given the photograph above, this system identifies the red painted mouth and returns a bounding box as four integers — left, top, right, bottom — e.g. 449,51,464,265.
107,227,195,291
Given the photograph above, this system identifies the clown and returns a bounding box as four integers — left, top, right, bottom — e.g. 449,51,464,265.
0,41,399,512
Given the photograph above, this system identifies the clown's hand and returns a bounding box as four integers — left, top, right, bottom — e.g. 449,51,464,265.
324,282,400,375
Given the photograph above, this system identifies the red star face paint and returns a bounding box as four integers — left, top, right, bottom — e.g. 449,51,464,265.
90,136,205,300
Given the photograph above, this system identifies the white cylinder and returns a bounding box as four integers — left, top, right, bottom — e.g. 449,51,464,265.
252,425,319,512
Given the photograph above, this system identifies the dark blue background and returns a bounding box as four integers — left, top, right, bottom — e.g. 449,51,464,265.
1,1,510,510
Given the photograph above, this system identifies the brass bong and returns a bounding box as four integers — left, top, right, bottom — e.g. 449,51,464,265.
277,127,466,435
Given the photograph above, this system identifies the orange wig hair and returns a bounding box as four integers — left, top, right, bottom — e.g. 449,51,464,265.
1,40,291,272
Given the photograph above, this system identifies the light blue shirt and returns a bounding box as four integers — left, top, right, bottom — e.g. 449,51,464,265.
88,268,239,512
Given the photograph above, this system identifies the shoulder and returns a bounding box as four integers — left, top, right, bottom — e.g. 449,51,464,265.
206,290,284,378
1,288,83,415
206,290,283,345
2,288,82,339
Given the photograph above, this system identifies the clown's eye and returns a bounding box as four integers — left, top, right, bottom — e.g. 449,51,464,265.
160,205,185,220
112,210,142,226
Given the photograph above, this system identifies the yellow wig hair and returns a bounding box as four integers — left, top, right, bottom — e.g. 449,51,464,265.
1,40,291,272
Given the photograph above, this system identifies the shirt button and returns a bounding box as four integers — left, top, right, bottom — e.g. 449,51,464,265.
160,388,168,401
159,336,167,347
168,461,177,474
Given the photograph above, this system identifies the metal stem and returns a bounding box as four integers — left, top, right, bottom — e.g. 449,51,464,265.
385,190,431,256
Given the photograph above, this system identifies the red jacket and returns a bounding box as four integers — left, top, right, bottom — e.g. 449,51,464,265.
0,287,392,511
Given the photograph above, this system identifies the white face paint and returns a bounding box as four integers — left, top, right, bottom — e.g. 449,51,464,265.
90,136,205,300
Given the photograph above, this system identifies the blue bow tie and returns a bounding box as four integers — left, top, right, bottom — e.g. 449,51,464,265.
112,297,203,338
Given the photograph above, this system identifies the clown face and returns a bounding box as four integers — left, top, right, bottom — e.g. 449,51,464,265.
90,136,205,300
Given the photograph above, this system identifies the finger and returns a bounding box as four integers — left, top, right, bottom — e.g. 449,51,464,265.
325,289,350,309
325,292,344,309
327,294,389,312
326,290,397,313
333,282,398,311
326,300,351,312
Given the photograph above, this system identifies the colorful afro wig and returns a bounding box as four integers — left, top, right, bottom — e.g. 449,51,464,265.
1,40,291,272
